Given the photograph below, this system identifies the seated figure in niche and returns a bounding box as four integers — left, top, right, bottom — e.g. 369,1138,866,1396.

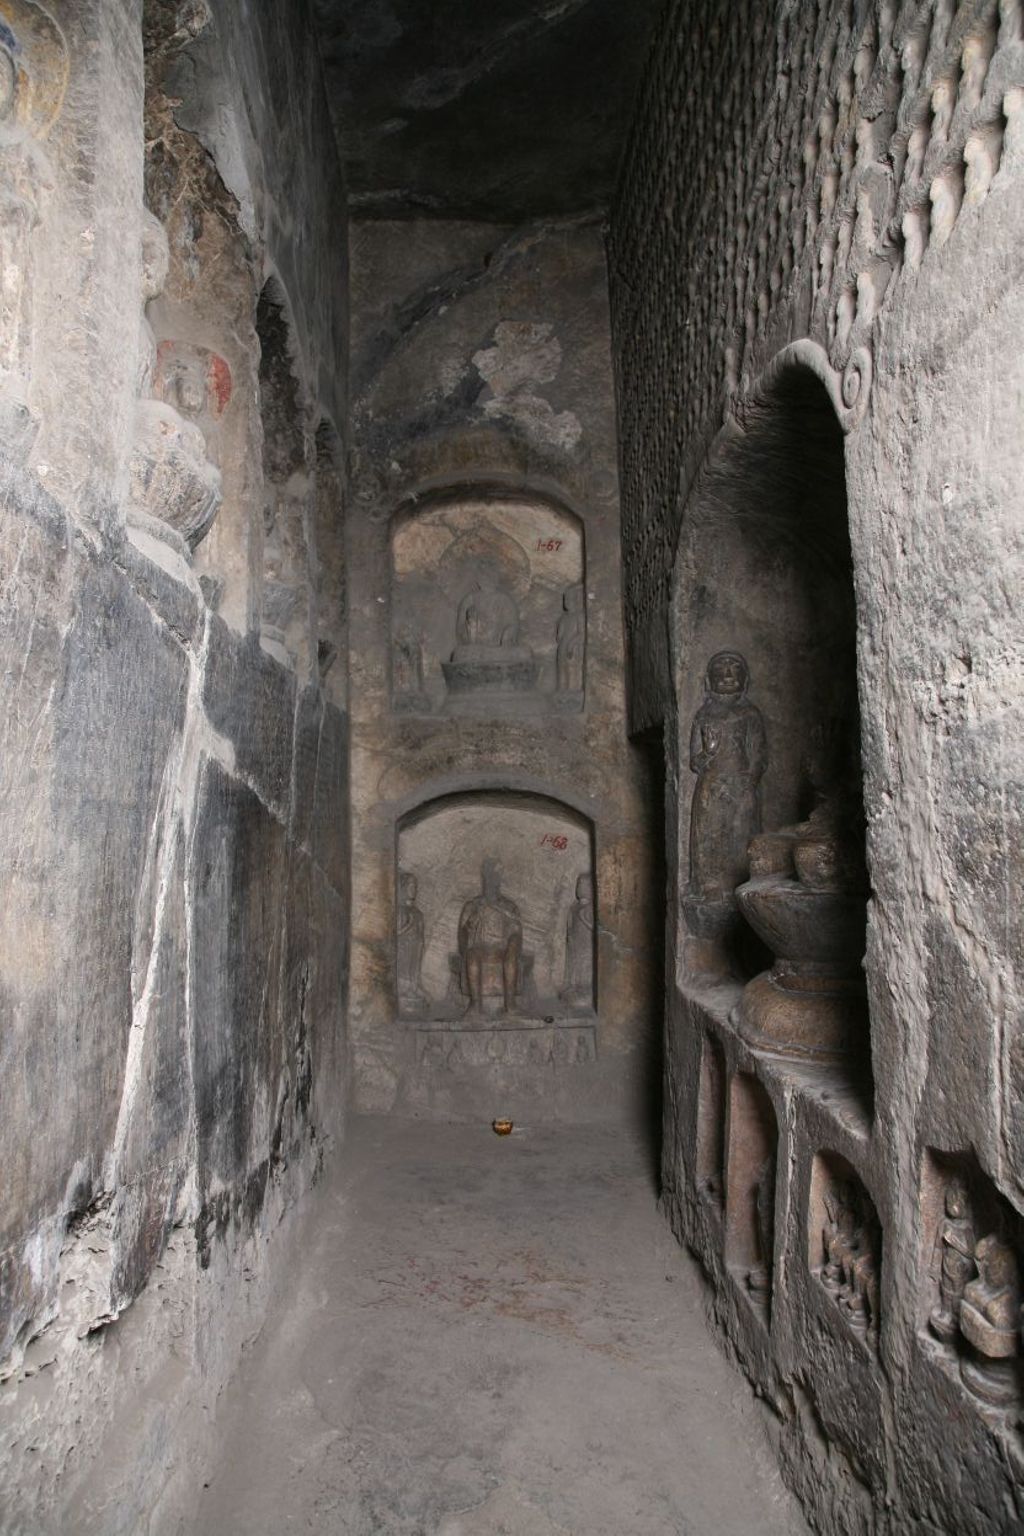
396,870,429,1015
561,872,595,1010
457,858,523,1017
687,651,767,902
451,572,532,664
959,1233,1021,1406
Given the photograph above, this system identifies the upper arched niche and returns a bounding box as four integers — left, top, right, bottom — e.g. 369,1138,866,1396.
389,485,587,716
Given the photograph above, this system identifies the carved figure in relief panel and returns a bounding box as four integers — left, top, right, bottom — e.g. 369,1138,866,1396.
821,1182,860,1293
393,625,430,713
561,872,595,1011
959,1234,1021,1406
0,1,69,460
555,583,585,704
396,871,429,1015
443,571,538,706
686,651,767,905
929,1176,976,1343
453,575,527,660
747,1153,776,1302
457,859,523,1018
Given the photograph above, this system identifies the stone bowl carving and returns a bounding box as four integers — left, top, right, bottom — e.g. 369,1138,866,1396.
129,400,222,549
732,872,869,1063
737,875,866,969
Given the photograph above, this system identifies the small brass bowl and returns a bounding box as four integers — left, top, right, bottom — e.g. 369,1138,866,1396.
492,1118,514,1136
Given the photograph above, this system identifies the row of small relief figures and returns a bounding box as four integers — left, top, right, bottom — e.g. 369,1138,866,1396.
814,1172,1024,1409
393,579,585,711
397,859,595,1019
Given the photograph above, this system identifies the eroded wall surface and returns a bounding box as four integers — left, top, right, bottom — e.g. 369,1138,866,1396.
0,3,349,1531
609,0,1024,1531
347,218,659,1123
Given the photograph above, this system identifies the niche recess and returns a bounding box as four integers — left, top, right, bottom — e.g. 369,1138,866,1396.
396,791,596,1027
725,1072,778,1318
809,1151,882,1349
257,281,312,675
390,489,586,716
674,363,871,1083
920,1150,1024,1410
697,1031,727,1206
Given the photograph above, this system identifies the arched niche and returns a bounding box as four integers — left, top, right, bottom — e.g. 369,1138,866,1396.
390,487,586,716
673,360,869,1061
395,789,596,1022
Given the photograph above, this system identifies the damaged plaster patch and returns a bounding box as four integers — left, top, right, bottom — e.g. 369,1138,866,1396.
472,321,583,451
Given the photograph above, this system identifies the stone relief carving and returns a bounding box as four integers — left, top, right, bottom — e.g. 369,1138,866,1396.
457,858,524,1018
746,1153,776,1304
959,1234,1021,1407
816,1174,881,1345
0,0,68,461
417,1022,596,1070
393,625,429,713
682,651,766,946
555,583,585,706
442,575,538,709
734,717,869,1064
560,871,595,1011
390,499,586,715
929,1176,976,1344
128,214,224,551
396,870,429,1016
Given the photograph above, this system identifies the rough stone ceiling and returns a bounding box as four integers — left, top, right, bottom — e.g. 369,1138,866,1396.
310,0,667,221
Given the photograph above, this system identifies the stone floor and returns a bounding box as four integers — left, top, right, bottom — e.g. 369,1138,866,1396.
197,1119,809,1535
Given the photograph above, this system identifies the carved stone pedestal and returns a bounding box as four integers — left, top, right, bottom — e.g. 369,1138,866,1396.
732,874,868,1064
441,654,540,712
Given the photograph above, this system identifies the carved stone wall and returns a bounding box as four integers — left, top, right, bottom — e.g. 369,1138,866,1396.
347,217,657,1122
0,3,351,1531
611,2,1024,1530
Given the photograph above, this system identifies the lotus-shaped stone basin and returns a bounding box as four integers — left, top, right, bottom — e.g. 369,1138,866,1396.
736,874,866,972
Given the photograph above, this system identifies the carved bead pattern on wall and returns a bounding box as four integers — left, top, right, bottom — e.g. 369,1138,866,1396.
610,0,1024,687
0,0,68,461
390,496,586,715
396,796,596,1026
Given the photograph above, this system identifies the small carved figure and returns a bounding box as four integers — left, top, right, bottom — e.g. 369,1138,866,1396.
747,1153,776,1301
452,574,526,660
687,651,767,901
929,1177,976,1343
819,1178,882,1341
457,859,523,1017
561,872,595,1009
393,626,427,702
959,1234,1021,1406
396,870,429,1015
821,1182,860,1292
555,584,585,698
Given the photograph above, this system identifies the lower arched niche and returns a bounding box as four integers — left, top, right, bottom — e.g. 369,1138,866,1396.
396,791,597,1071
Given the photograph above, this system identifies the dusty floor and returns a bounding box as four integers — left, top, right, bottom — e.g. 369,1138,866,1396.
198,1119,809,1535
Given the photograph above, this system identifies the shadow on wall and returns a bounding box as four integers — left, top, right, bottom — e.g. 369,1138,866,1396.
630,725,667,1190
